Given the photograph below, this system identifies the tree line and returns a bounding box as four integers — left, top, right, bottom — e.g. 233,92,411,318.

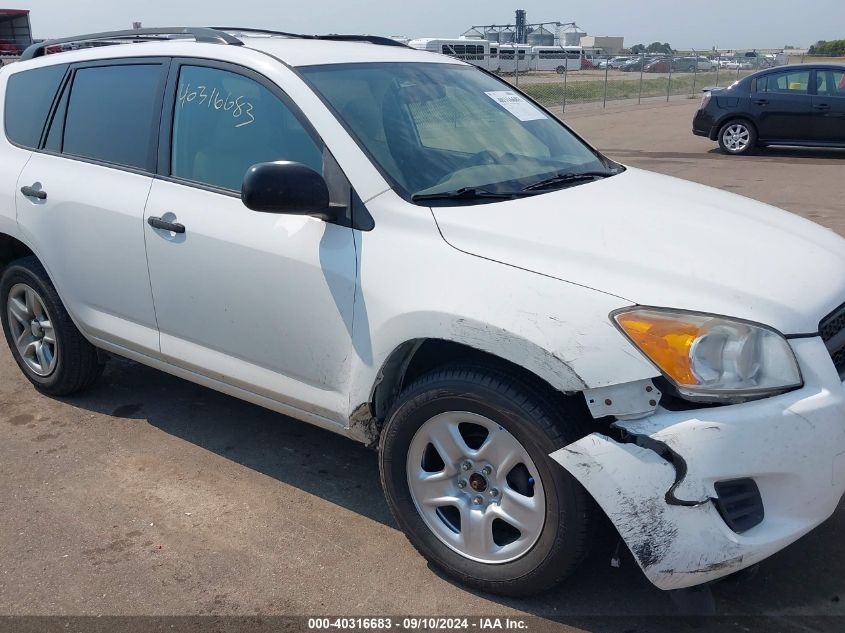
808,40,845,56
630,42,674,55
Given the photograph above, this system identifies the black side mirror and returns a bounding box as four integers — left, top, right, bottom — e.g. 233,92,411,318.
241,161,330,215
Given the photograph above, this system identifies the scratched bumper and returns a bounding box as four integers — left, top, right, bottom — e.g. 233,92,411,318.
550,336,845,590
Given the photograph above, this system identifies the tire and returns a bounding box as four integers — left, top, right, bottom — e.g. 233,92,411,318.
379,364,592,597
555,65,566,74
1,256,104,395
717,119,758,155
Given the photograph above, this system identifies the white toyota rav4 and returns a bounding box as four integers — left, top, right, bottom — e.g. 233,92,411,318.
2,27,844,597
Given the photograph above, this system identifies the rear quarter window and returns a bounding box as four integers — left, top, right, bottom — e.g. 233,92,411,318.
4,63,68,148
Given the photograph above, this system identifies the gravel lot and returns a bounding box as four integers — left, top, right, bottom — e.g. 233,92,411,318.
1,100,844,632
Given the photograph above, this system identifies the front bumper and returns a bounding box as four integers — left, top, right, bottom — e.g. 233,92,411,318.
551,336,845,590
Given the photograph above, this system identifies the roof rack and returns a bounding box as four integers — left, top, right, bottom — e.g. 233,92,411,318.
211,27,410,48
19,27,243,61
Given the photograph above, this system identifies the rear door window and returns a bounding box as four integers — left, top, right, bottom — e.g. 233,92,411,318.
60,63,165,170
4,64,68,148
759,70,810,94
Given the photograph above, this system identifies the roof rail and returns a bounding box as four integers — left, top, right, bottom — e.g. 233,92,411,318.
19,27,243,61
211,27,410,48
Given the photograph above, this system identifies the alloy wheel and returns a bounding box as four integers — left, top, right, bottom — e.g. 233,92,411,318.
6,283,58,376
406,411,546,564
722,123,751,152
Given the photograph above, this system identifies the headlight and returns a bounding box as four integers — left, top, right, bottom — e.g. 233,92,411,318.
613,308,802,402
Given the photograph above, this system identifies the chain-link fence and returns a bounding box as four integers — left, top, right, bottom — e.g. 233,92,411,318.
444,49,842,113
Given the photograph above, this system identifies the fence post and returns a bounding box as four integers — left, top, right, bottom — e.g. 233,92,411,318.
691,49,698,97
562,62,568,114
638,52,645,104
603,55,609,108
715,56,720,87
666,54,673,102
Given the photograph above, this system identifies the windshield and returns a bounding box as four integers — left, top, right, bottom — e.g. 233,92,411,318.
299,62,618,203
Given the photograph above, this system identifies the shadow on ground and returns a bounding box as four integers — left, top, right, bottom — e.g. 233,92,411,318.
600,146,845,165
56,357,845,630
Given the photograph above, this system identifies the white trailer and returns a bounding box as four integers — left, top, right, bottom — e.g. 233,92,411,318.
407,37,496,70
496,44,532,73
529,46,582,73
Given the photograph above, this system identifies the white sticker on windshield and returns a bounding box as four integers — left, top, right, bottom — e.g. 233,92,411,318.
485,90,547,121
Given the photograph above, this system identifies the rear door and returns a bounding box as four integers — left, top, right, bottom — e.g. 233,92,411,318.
15,59,168,355
750,68,813,141
1,63,67,242
812,68,845,144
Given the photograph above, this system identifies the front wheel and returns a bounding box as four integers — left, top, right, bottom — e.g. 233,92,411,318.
718,119,758,155
379,365,592,597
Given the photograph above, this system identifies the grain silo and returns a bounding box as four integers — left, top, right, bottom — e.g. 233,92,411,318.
559,24,586,47
528,25,554,46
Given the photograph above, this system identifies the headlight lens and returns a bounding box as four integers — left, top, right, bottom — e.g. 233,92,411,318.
613,308,802,401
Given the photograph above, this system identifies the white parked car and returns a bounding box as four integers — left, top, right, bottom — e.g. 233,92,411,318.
2,27,845,597
695,56,715,71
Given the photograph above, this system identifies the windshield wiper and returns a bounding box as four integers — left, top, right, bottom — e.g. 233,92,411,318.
411,187,538,202
522,170,616,192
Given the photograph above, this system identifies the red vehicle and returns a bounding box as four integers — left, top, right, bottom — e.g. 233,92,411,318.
644,58,671,73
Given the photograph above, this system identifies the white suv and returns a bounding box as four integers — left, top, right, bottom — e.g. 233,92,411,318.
2,27,845,597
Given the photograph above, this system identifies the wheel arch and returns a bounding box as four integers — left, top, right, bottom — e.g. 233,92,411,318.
0,232,35,271
351,336,589,446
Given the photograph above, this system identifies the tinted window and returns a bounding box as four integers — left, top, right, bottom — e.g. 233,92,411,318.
760,70,810,94
300,63,609,199
4,64,67,148
62,64,162,170
170,65,322,192
817,70,845,97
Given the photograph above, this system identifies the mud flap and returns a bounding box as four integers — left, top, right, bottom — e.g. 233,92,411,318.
550,433,747,590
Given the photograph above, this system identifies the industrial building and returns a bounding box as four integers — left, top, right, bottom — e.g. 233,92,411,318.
578,35,624,56
460,9,622,54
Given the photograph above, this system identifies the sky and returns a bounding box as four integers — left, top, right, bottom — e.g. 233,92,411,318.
12,0,845,50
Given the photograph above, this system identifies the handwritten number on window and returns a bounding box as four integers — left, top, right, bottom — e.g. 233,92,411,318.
178,81,256,128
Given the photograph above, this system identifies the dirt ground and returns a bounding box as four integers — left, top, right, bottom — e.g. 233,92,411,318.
1,100,844,633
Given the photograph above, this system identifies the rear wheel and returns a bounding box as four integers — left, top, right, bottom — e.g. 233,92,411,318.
1,256,104,395
379,365,592,596
718,119,757,155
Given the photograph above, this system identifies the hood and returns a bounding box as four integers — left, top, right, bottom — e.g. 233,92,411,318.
431,168,845,334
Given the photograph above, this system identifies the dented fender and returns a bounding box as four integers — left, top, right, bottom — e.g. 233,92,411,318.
551,339,845,590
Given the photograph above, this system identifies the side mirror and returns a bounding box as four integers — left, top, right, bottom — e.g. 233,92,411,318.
241,161,330,215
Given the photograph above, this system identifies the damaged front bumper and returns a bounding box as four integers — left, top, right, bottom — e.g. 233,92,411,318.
551,336,845,590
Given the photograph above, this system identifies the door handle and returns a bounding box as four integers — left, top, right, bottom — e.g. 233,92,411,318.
814,103,831,111
147,216,186,234
752,98,768,106
20,185,47,200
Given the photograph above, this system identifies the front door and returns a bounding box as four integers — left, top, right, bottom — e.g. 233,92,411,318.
812,68,845,144
143,61,357,421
